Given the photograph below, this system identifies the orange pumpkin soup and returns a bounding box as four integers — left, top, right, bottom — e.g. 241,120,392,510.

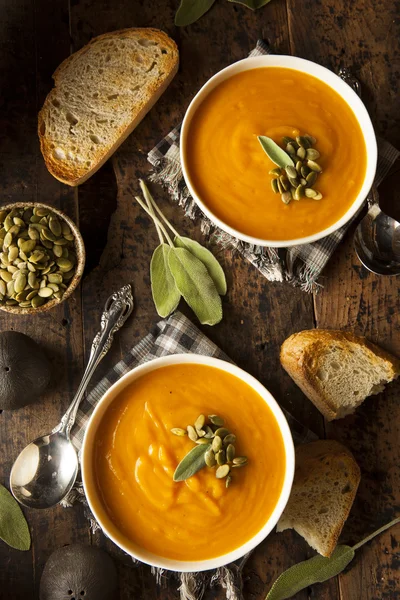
184,67,367,240
91,364,286,561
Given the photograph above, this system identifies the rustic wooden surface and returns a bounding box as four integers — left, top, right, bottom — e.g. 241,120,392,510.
1,0,399,598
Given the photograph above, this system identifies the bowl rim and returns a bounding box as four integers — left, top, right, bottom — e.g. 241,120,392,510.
0,201,85,314
81,353,295,572
180,54,378,248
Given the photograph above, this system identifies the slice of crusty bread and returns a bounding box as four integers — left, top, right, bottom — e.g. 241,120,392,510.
280,329,400,420
38,28,179,186
277,440,361,557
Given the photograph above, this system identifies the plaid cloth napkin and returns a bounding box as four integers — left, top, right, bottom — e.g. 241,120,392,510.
67,311,317,600
148,40,400,292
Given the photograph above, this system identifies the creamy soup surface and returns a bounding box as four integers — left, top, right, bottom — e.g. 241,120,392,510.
184,67,367,241
91,364,286,561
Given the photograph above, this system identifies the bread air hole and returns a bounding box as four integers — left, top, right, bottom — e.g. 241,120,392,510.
146,61,156,73
66,112,78,126
108,94,118,100
161,48,167,54
89,134,101,144
136,55,143,64
52,98,61,108
39,122,46,135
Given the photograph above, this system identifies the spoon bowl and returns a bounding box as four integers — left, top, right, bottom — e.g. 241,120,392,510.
9,285,134,510
10,432,78,509
354,188,400,275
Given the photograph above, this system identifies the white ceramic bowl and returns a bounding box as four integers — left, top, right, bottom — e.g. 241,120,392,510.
180,55,377,247
81,354,295,572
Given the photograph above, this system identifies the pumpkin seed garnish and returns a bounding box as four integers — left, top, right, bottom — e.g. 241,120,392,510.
212,435,222,453
194,414,205,431
263,133,325,205
187,425,198,442
171,414,248,487
171,427,187,436
216,464,230,479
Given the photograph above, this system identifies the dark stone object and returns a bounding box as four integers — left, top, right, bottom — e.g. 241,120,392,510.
0,331,51,410
39,544,118,600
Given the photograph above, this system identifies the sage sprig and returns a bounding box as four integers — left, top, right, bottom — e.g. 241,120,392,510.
258,136,294,169
135,180,226,326
175,0,273,26
173,444,209,481
0,483,31,551
266,516,400,600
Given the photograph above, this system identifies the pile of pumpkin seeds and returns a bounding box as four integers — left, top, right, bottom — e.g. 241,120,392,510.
0,206,77,309
171,414,248,488
270,134,323,204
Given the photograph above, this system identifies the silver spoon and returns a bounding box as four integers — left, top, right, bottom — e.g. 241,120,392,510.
338,68,400,275
10,284,134,509
354,187,400,275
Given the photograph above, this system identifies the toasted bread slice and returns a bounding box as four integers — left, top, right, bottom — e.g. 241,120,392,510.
277,440,361,557
38,28,178,186
280,329,400,420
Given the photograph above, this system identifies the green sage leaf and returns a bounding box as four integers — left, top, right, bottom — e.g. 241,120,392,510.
175,0,217,26
174,236,227,295
150,244,181,317
227,0,272,9
168,247,223,326
266,545,354,600
258,136,294,169
0,484,31,551
173,443,209,481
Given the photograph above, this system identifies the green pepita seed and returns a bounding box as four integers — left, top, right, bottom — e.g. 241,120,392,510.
279,176,289,191
306,148,320,160
226,444,235,462
233,456,248,466
0,281,6,296
171,428,187,436
7,280,14,296
216,464,230,479
216,450,226,466
48,273,63,284
212,436,222,453
296,135,312,149
295,160,303,174
209,415,224,426
307,160,322,173
31,295,46,308
285,166,298,179
187,425,198,442
205,449,216,467
53,245,63,257
214,427,230,439
0,270,12,282
305,188,318,198
35,208,50,217
269,168,282,176
3,232,12,249
49,217,62,237
301,165,310,178
204,426,215,439
26,290,37,301
226,475,232,488
195,438,212,445
38,287,54,298
289,176,300,188
304,134,317,144
295,185,305,200
297,146,306,159
306,171,318,186
281,192,291,205
56,258,73,271
271,178,279,194
313,192,323,200
14,274,27,294
300,178,308,186
194,414,205,431
224,434,236,445
282,136,296,145
286,143,296,155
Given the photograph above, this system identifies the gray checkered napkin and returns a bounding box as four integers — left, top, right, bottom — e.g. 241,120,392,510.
71,310,317,449
148,40,399,293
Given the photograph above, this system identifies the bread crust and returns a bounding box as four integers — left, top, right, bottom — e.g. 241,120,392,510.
277,440,361,557
280,329,400,420
38,28,179,186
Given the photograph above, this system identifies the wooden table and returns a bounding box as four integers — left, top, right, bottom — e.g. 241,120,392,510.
1,1,399,598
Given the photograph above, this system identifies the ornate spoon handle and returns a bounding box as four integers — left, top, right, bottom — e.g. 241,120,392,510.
57,284,134,436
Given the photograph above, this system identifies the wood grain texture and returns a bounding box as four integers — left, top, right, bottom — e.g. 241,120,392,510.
0,0,399,598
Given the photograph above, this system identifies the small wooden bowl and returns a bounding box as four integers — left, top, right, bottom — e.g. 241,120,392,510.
0,202,85,315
